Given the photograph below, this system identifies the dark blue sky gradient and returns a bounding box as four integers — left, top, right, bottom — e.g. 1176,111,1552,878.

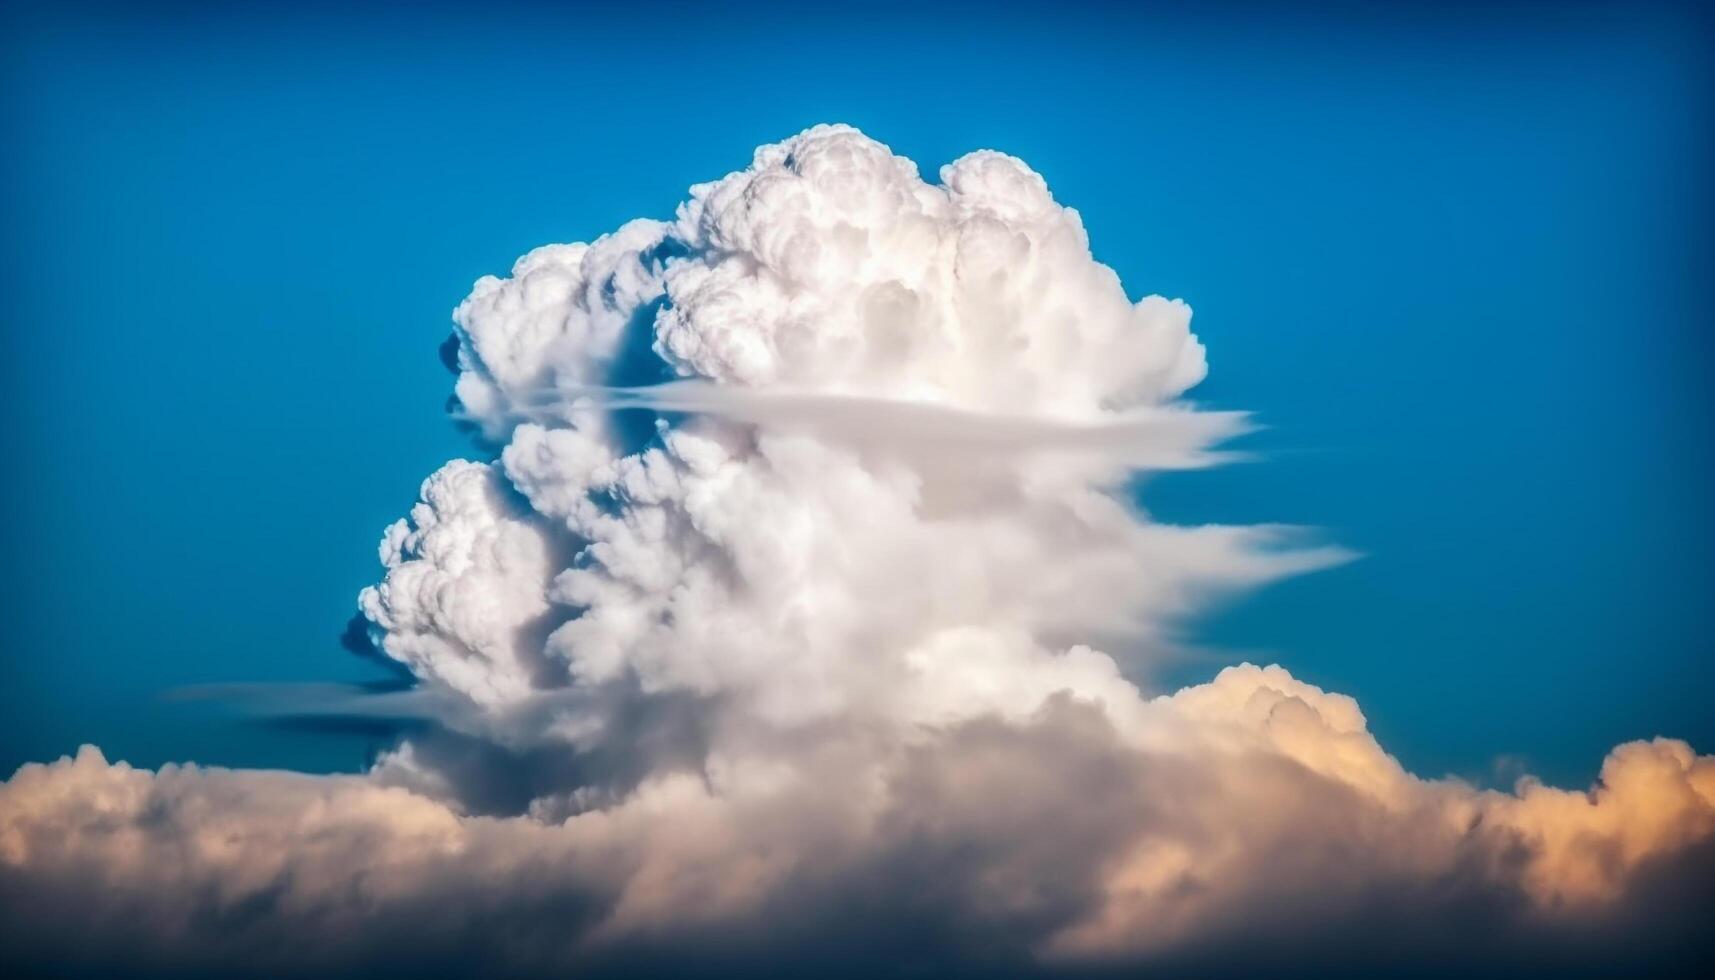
2,0,1710,785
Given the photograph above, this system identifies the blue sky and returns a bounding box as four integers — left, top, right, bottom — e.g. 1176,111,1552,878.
1,0,1709,787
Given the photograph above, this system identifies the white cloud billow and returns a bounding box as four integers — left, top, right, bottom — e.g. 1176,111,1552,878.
2,125,1709,975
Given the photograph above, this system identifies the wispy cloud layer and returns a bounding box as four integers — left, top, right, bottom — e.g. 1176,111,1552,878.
2,125,1709,976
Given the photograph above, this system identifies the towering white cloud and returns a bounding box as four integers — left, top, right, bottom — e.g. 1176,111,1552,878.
2,125,1709,976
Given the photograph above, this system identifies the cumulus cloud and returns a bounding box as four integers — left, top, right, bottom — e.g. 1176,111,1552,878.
2,125,1710,977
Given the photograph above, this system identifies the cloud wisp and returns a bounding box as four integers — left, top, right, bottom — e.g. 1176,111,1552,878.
2,125,1710,977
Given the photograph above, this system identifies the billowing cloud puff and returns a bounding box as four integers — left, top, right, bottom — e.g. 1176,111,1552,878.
2,126,1710,977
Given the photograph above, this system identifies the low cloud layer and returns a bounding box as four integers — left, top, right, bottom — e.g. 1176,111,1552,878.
2,125,1710,977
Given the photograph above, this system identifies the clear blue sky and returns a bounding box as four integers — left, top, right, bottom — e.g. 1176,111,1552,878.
2,0,1709,786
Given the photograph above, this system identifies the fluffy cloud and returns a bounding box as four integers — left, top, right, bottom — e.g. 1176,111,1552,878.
4,685,1710,976
2,125,1710,977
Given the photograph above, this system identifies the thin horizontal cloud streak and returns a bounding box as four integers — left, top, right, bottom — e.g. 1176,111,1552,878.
472,380,1259,469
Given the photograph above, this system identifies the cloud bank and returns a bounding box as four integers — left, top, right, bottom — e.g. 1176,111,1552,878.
2,125,1710,977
